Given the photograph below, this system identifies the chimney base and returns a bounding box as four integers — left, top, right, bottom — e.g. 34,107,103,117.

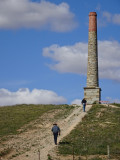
84,87,101,104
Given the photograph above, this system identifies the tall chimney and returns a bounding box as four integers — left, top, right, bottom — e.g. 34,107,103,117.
84,12,101,104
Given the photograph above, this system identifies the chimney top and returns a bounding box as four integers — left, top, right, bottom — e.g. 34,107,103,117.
89,12,97,32
89,12,97,16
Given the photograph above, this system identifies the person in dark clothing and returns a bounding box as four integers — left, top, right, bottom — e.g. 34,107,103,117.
51,123,60,145
81,98,87,112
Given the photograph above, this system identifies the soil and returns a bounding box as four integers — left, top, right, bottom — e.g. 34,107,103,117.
0,105,92,160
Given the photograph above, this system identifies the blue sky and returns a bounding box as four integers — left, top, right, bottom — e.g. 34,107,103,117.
0,0,120,106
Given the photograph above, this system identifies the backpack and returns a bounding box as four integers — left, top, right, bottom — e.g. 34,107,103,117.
52,126,59,133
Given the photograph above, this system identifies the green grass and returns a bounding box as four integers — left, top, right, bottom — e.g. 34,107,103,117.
58,104,120,157
0,104,74,138
54,105,77,120
112,103,120,107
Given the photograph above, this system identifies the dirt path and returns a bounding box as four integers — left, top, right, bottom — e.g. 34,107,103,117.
103,104,120,109
0,105,92,160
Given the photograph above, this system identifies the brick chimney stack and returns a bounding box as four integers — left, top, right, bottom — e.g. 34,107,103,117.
87,12,98,87
84,12,101,104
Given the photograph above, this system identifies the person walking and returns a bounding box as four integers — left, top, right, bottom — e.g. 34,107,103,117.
51,123,60,145
81,98,87,112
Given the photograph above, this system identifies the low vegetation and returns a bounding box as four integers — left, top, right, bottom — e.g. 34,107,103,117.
112,103,120,107
0,104,74,138
0,103,120,159
58,104,120,159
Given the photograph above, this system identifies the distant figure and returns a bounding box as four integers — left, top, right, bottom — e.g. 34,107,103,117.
81,98,87,112
51,123,60,145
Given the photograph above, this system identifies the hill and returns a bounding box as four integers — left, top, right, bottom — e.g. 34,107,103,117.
0,104,92,160
0,104,120,160
57,104,120,160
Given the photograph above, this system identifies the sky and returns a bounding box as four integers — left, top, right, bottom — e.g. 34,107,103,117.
0,0,120,106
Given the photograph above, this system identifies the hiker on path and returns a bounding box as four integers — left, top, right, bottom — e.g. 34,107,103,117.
51,123,60,145
81,98,87,112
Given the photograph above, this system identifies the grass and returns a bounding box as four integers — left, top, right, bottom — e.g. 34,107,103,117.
58,104,120,158
0,104,74,138
54,105,76,120
1,103,120,159
112,103,120,107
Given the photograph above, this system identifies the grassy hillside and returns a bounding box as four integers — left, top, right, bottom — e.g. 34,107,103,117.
1,104,120,159
0,104,73,138
58,104,120,159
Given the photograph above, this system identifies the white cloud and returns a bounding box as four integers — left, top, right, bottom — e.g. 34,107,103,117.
0,0,77,31
98,41,120,81
43,43,88,75
102,11,111,22
43,40,120,82
106,97,120,104
0,88,67,106
112,14,120,25
71,99,82,105
102,11,120,25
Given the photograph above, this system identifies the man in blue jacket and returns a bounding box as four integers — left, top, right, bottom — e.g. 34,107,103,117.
51,123,60,145
81,98,87,112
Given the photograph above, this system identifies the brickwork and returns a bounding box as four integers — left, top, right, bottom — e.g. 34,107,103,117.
84,12,101,104
84,87,101,104
89,12,97,32
87,31,98,87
